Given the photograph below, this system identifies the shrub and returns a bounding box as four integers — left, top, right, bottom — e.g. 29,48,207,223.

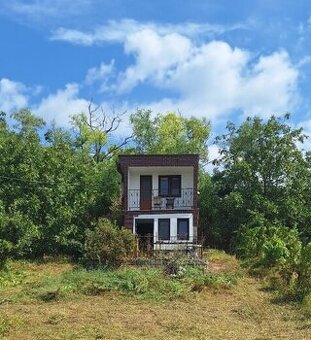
237,226,301,268
0,239,12,269
0,213,42,259
84,218,135,267
262,237,290,266
296,243,311,298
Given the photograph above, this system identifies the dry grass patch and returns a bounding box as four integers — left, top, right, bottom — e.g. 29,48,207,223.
1,255,310,339
2,279,311,339
205,249,240,273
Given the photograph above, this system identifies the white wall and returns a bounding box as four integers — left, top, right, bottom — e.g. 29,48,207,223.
134,213,194,249
128,166,194,211
128,166,194,190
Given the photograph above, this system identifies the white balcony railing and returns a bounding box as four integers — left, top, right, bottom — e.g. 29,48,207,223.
128,188,194,211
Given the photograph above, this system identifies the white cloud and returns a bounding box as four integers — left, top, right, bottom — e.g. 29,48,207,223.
0,78,29,112
117,29,192,92
158,40,249,117
297,55,311,68
52,27,97,45
85,60,115,92
5,0,92,22
51,19,243,45
239,51,298,117
33,83,89,126
110,29,298,119
7,18,295,131
51,19,299,120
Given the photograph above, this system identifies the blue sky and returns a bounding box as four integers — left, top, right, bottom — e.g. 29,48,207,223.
1,0,311,155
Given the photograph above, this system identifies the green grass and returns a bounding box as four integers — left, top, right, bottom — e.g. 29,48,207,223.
0,253,243,304
23,267,185,301
1,252,311,339
18,264,241,303
0,315,10,337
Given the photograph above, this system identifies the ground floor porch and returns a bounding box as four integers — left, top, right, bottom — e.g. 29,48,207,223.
133,213,201,253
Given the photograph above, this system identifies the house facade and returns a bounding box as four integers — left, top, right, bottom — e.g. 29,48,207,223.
117,154,200,250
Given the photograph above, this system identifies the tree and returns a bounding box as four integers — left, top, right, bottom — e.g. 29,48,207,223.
130,109,210,163
0,109,123,259
204,114,309,251
71,103,132,162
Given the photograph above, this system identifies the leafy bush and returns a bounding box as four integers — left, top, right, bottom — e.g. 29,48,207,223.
84,218,135,267
239,226,311,302
296,243,311,298
0,239,12,269
0,213,43,259
237,226,301,268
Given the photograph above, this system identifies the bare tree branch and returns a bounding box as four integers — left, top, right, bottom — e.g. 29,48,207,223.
81,101,132,162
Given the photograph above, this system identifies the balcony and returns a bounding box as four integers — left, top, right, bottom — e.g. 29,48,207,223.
128,188,194,211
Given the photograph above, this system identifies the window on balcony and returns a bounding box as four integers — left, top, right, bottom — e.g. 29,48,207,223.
159,175,181,197
158,219,170,240
177,218,189,240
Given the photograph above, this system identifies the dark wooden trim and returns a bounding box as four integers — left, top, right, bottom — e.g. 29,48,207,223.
118,154,199,170
140,175,152,210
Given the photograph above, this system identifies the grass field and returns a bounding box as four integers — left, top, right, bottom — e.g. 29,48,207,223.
0,250,310,339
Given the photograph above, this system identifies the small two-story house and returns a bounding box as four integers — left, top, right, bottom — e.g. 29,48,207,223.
117,154,199,250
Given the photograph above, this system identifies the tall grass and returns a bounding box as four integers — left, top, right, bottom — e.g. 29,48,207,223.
21,264,241,302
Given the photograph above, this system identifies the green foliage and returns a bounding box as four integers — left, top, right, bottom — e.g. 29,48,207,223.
237,226,302,266
204,114,309,251
21,263,241,302
130,109,210,162
0,315,10,338
0,110,123,259
84,218,135,267
238,225,311,302
71,112,108,162
0,213,42,258
0,239,12,269
23,267,186,301
296,243,311,298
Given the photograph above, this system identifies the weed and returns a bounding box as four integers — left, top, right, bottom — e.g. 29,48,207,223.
0,315,10,337
45,313,65,325
232,305,259,320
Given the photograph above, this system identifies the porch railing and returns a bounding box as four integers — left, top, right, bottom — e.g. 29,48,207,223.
134,234,203,257
128,188,194,211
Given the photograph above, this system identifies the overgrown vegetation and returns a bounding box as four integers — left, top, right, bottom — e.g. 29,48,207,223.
198,115,311,304
0,239,11,269
0,252,239,303
0,109,210,262
1,256,311,339
84,218,135,267
1,108,311,309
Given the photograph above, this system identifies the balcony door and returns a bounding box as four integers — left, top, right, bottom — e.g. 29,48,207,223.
140,175,152,210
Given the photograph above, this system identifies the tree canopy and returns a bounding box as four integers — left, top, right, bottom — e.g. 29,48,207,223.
130,109,210,162
200,115,311,250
